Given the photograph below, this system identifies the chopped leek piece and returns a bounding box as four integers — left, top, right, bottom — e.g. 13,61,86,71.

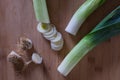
51,32,63,45
33,0,50,23
58,6,120,76
51,41,64,51
41,23,50,30
43,27,57,40
32,53,42,64
37,23,52,33
65,0,105,35
51,32,64,51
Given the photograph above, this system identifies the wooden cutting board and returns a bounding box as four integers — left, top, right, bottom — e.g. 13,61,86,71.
0,0,120,80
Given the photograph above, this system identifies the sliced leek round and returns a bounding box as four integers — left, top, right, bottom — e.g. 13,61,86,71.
32,53,42,64
37,23,51,34
51,41,64,51
43,27,57,40
43,26,54,36
50,32,63,45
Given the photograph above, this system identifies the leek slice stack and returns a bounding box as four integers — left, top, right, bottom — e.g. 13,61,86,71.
33,0,64,51
58,6,120,76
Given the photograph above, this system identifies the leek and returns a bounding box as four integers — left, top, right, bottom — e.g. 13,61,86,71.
32,53,43,64
58,6,120,76
33,0,50,23
33,0,64,51
65,0,105,35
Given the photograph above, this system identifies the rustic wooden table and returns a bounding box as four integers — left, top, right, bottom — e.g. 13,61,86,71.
0,0,120,80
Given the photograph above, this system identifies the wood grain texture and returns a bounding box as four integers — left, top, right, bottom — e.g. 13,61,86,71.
0,0,120,80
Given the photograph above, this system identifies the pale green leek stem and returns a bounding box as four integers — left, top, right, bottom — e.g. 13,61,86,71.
33,0,50,23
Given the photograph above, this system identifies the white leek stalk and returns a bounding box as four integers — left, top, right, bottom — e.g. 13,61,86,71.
65,0,105,35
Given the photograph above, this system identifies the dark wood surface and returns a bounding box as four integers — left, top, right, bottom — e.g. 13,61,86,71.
0,0,120,80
